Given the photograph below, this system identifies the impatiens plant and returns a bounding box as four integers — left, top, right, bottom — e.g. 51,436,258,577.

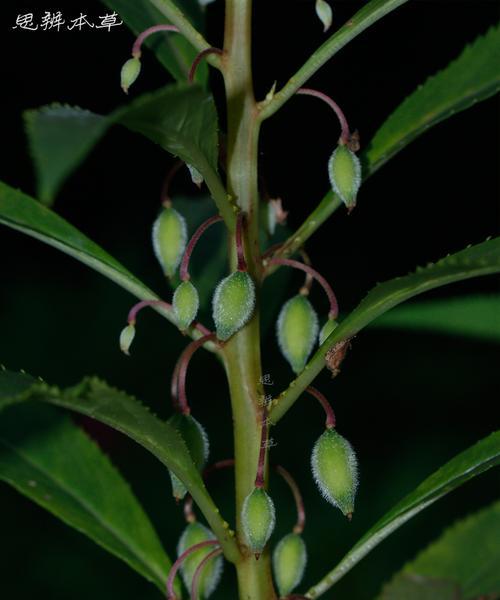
1,0,499,599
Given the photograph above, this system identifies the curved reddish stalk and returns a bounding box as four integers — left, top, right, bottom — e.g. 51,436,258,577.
261,242,283,261
160,160,183,206
266,257,339,319
296,87,350,144
132,24,179,58
188,47,223,83
177,334,216,414
236,212,247,271
190,547,223,600
166,540,220,599
180,215,223,281
275,465,306,534
255,408,268,488
306,386,336,429
127,300,172,324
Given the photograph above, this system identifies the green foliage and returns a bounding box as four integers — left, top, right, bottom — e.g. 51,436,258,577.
365,22,500,175
25,84,219,205
102,0,207,84
0,402,172,591
371,294,500,342
378,501,500,600
306,431,500,597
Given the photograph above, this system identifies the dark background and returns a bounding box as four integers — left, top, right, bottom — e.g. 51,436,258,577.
0,0,499,598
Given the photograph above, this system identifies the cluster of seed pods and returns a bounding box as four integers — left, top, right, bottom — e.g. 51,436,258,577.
117,25,362,600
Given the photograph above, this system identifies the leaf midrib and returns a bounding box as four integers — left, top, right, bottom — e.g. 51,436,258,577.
0,435,166,586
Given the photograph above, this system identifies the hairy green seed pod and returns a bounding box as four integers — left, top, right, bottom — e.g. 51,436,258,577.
173,281,199,330
241,487,276,555
315,0,333,32
277,295,319,373
167,413,209,500
319,317,338,345
311,428,358,517
177,522,223,599
119,323,136,355
272,533,307,597
152,207,187,278
212,271,256,341
328,144,361,210
120,57,141,94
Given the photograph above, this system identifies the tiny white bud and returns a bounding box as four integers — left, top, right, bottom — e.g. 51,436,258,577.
315,0,333,32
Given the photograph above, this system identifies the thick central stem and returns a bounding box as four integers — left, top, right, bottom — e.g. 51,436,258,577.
222,2,277,598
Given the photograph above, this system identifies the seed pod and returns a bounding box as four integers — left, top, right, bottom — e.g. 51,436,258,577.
212,271,256,341
120,57,141,94
173,281,199,331
311,428,358,517
152,207,187,278
167,413,209,500
277,295,319,374
272,533,307,597
319,317,338,345
328,144,361,210
241,487,276,555
315,0,333,32
177,522,223,599
119,323,136,355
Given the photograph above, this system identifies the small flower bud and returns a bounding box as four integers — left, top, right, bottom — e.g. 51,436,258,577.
328,144,362,210
272,533,307,597
212,271,256,341
120,57,142,94
167,413,209,500
177,522,223,598
311,428,358,517
186,163,204,188
152,207,188,278
319,317,338,345
173,281,199,331
241,487,276,555
315,0,333,32
119,323,136,355
277,295,319,374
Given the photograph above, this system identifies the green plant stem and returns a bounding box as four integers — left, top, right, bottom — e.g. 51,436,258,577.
222,1,277,597
147,0,222,69
257,0,410,121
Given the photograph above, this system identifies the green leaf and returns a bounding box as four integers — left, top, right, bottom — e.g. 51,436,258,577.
365,23,500,175
0,369,237,559
371,295,500,342
270,237,500,424
25,83,219,205
101,0,207,84
0,179,176,321
306,431,500,598
0,403,172,591
378,501,500,600
24,106,109,205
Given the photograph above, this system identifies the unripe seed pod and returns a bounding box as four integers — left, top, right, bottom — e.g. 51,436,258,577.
311,428,358,517
167,413,209,500
319,317,338,345
212,271,256,341
177,522,223,598
173,281,199,331
328,144,361,210
272,533,307,596
119,323,136,355
277,295,319,373
241,487,276,555
120,57,142,94
152,207,187,278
